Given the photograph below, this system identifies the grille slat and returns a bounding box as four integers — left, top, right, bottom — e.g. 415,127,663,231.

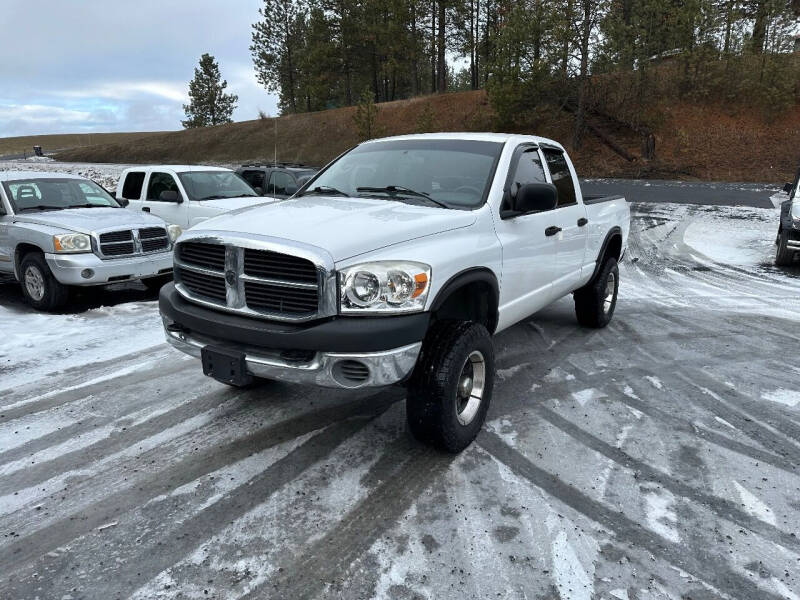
244,248,318,284
178,268,226,301
179,243,226,271
98,227,169,258
99,230,133,243
140,227,167,240
142,238,168,252
244,281,317,314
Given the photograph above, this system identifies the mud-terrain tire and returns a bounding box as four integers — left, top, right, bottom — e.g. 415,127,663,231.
142,274,172,292
775,229,794,266
574,257,619,328
407,321,495,453
19,253,69,311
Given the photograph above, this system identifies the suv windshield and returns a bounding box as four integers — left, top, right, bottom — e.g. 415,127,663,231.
298,139,503,209
177,171,258,200
3,178,119,212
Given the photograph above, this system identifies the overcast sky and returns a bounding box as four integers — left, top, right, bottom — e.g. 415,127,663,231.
0,0,279,138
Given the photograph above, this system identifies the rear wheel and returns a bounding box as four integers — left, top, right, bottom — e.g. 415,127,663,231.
407,321,495,452
775,229,794,266
574,257,619,328
19,253,69,311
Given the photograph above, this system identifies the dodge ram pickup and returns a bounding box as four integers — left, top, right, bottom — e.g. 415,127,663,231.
116,165,273,228
776,168,800,266
0,171,181,310
159,133,631,451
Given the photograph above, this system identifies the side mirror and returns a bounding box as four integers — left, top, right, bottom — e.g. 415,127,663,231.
159,190,181,203
784,182,793,194
285,183,298,196
254,186,264,196
514,183,558,214
116,197,129,207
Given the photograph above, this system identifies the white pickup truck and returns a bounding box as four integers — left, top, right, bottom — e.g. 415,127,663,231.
159,133,630,451
116,166,273,229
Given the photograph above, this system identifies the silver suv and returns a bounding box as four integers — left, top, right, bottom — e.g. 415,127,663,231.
0,171,181,310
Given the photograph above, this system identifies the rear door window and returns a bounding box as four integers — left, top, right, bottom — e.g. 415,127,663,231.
542,149,577,207
147,172,180,201
241,170,266,189
121,171,145,200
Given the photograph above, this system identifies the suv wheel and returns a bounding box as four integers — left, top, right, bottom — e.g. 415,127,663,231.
19,253,69,311
407,321,495,452
775,229,794,266
574,257,619,328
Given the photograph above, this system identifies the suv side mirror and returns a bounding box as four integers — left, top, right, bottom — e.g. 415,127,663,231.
159,190,181,203
116,197,129,207
254,186,264,196
515,183,558,214
784,182,793,193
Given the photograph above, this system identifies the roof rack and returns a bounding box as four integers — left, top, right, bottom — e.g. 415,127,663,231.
240,162,314,169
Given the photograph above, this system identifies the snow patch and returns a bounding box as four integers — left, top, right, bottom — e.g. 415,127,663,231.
642,485,680,543
571,388,607,406
733,481,776,525
761,388,800,408
645,376,663,390
544,367,576,382
551,531,594,600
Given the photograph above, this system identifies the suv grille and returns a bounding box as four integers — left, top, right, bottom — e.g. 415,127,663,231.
97,227,169,258
174,241,321,320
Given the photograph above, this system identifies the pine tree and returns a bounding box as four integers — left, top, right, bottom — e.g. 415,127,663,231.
182,54,239,128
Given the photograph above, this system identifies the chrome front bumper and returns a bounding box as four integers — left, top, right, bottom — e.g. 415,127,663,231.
45,251,173,286
162,317,422,389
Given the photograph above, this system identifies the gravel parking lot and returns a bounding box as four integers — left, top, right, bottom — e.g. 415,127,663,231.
1,178,799,599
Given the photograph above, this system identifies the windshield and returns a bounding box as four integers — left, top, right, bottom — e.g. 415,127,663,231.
177,171,258,200
298,139,504,209
3,178,119,212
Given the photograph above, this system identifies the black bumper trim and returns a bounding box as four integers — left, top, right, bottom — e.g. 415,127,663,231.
159,283,430,353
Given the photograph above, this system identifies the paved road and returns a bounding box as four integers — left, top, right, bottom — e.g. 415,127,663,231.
582,178,780,208
1,200,799,599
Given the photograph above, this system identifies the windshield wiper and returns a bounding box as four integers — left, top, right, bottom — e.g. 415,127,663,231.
66,204,105,209
17,205,64,212
356,186,448,208
299,186,348,197
198,195,227,200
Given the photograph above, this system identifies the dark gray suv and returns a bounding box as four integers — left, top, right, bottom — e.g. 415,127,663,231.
236,163,318,199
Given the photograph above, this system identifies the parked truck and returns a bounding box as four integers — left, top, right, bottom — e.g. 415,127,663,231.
159,133,631,451
116,166,273,229
0,171,181,310
775,168,800,266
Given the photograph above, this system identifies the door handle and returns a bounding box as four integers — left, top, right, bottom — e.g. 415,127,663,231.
142,207,150,212
577,217,588,227
545,226,562,237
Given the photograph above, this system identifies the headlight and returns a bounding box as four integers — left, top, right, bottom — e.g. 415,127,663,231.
339,261,431,314
167,224,183,242
53,233,91,253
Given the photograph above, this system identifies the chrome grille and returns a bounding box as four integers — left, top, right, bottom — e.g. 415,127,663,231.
97,227,169,258
174,240,325,321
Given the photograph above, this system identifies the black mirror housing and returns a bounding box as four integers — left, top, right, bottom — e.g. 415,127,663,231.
159,190,181,203
254,186,264,195
116,197,129,207
515,183,558,214
784,182,793,193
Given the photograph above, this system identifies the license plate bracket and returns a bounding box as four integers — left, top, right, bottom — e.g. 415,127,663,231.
201,346,253,387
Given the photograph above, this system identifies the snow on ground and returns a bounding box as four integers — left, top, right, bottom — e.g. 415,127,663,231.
0,159,127,191
1,180,800,599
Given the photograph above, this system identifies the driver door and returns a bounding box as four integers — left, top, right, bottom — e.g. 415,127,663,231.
0,190,12,273
142,172,188,227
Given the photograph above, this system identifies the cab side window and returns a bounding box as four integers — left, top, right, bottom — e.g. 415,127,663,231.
502,146,547,212
542,149,577,207
121,171,145,200
269,171,294,196
147,172,180,201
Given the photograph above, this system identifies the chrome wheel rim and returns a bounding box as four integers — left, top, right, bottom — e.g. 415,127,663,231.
24,265,46,301
456,350,486,426
603,272,616,314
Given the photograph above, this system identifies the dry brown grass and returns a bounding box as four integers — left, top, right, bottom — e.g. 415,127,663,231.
54,90,800,182
0,132,167,158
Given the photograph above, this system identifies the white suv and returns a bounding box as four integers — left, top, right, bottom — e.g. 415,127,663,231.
116,166,275,229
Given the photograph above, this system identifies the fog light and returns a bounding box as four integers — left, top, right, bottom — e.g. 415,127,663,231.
80,269,94,279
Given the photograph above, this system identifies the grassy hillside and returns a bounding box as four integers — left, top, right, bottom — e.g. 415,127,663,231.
0,131,168,158
55,90,800,182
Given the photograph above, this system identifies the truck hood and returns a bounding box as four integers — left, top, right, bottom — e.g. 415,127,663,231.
197,195,477,261
12,207,166,234
197,196,274,212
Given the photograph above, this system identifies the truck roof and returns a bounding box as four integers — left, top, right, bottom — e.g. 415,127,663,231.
119,165,232,174
362,132,565,150
0,171,87,182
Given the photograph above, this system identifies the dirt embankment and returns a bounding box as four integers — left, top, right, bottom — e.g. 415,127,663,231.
53,90,800,182
0,131,167,158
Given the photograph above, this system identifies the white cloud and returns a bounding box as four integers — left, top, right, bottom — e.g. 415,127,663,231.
0,104,92,124
58,81,188,103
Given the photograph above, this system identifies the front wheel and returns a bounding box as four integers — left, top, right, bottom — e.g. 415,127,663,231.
775,229,794,266
574,257,619,328
19,253,69,311
407,321,495,453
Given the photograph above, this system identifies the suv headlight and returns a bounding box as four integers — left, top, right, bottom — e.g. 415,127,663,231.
53,233,91,253
167,224,183,242
339,261,431,314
